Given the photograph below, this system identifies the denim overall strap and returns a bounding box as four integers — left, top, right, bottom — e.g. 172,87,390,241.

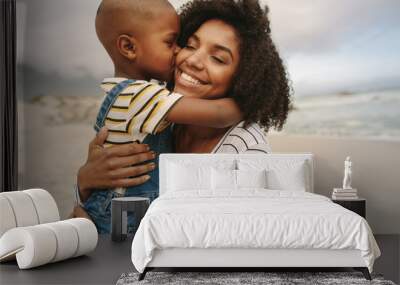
94,79,135,132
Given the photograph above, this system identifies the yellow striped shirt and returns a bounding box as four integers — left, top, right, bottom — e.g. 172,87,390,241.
100,78,183,147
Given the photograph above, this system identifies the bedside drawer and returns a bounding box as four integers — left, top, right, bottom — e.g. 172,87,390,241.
332,198,366,218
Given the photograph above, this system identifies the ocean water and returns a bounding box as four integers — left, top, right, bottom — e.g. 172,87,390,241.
21,88,400,141
277,89,400,140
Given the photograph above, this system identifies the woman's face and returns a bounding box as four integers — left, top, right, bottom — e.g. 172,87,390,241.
174,19,240,99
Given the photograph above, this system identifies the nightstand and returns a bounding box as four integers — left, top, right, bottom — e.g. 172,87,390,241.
111,197,150,242
332,198,366,218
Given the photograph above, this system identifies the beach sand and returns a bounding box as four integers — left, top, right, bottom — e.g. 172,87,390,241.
19,96,101,219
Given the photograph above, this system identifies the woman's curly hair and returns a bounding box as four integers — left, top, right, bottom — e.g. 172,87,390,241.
178,0,291,131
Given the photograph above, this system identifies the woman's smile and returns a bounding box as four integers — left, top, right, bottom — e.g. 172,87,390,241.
174,19,240,99
175,68,207,87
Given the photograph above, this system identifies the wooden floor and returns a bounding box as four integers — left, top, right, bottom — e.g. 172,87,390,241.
374,234,399,284
140,234,399,283
138,234,400,284
0,234,398,284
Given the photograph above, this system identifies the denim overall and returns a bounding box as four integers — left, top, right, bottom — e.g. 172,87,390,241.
83,79,174,234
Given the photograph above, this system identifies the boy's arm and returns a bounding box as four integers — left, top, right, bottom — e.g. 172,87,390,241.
165,97,243,128
132,82,242,134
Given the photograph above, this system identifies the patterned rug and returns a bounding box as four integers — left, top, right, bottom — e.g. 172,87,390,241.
116,271,396,285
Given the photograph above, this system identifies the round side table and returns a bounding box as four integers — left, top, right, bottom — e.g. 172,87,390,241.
111,197,150,242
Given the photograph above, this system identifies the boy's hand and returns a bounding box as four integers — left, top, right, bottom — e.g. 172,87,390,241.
77,127,156,202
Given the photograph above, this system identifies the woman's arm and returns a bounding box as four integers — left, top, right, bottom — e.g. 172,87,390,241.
77,127,156,202
166,97,242,128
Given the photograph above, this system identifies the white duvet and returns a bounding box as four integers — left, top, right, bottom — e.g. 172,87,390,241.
131,190,380,273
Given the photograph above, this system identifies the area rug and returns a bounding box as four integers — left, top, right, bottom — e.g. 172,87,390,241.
116,271,396,285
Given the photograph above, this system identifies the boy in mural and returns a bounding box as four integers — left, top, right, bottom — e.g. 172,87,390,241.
81,0,242,233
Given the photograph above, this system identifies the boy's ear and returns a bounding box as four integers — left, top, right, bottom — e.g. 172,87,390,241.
117,34,137,61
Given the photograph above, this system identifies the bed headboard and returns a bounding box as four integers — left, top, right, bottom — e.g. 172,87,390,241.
159,153,314,195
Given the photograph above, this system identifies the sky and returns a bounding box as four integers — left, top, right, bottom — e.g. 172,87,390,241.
16,0,400,97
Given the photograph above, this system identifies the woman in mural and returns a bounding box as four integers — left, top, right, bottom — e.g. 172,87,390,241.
73,0,291,226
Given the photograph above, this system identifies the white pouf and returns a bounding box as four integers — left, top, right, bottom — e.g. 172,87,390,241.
0,218,98,269
0,189,60,237
0,189,98,269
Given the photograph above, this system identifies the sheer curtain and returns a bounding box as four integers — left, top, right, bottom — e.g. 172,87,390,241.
0,0,18,192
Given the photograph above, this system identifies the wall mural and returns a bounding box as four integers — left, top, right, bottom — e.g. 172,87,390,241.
16,0,400,218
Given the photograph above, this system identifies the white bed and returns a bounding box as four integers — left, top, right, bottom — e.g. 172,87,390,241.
131,154,380,280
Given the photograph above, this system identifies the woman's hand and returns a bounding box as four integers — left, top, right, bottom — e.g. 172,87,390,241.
77,127,156,202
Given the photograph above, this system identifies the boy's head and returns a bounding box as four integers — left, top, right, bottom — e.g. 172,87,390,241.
96,0,180,82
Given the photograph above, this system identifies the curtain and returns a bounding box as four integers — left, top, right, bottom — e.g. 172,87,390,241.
0,0,18,192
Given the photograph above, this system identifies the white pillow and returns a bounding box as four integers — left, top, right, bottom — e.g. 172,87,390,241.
167,163,211,191
211,168,236,190
211,168,268,191
267,165,306,191
236,169,267,189
238,159,308,191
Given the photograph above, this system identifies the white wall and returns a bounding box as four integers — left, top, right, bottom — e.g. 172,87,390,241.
269,135,400,234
